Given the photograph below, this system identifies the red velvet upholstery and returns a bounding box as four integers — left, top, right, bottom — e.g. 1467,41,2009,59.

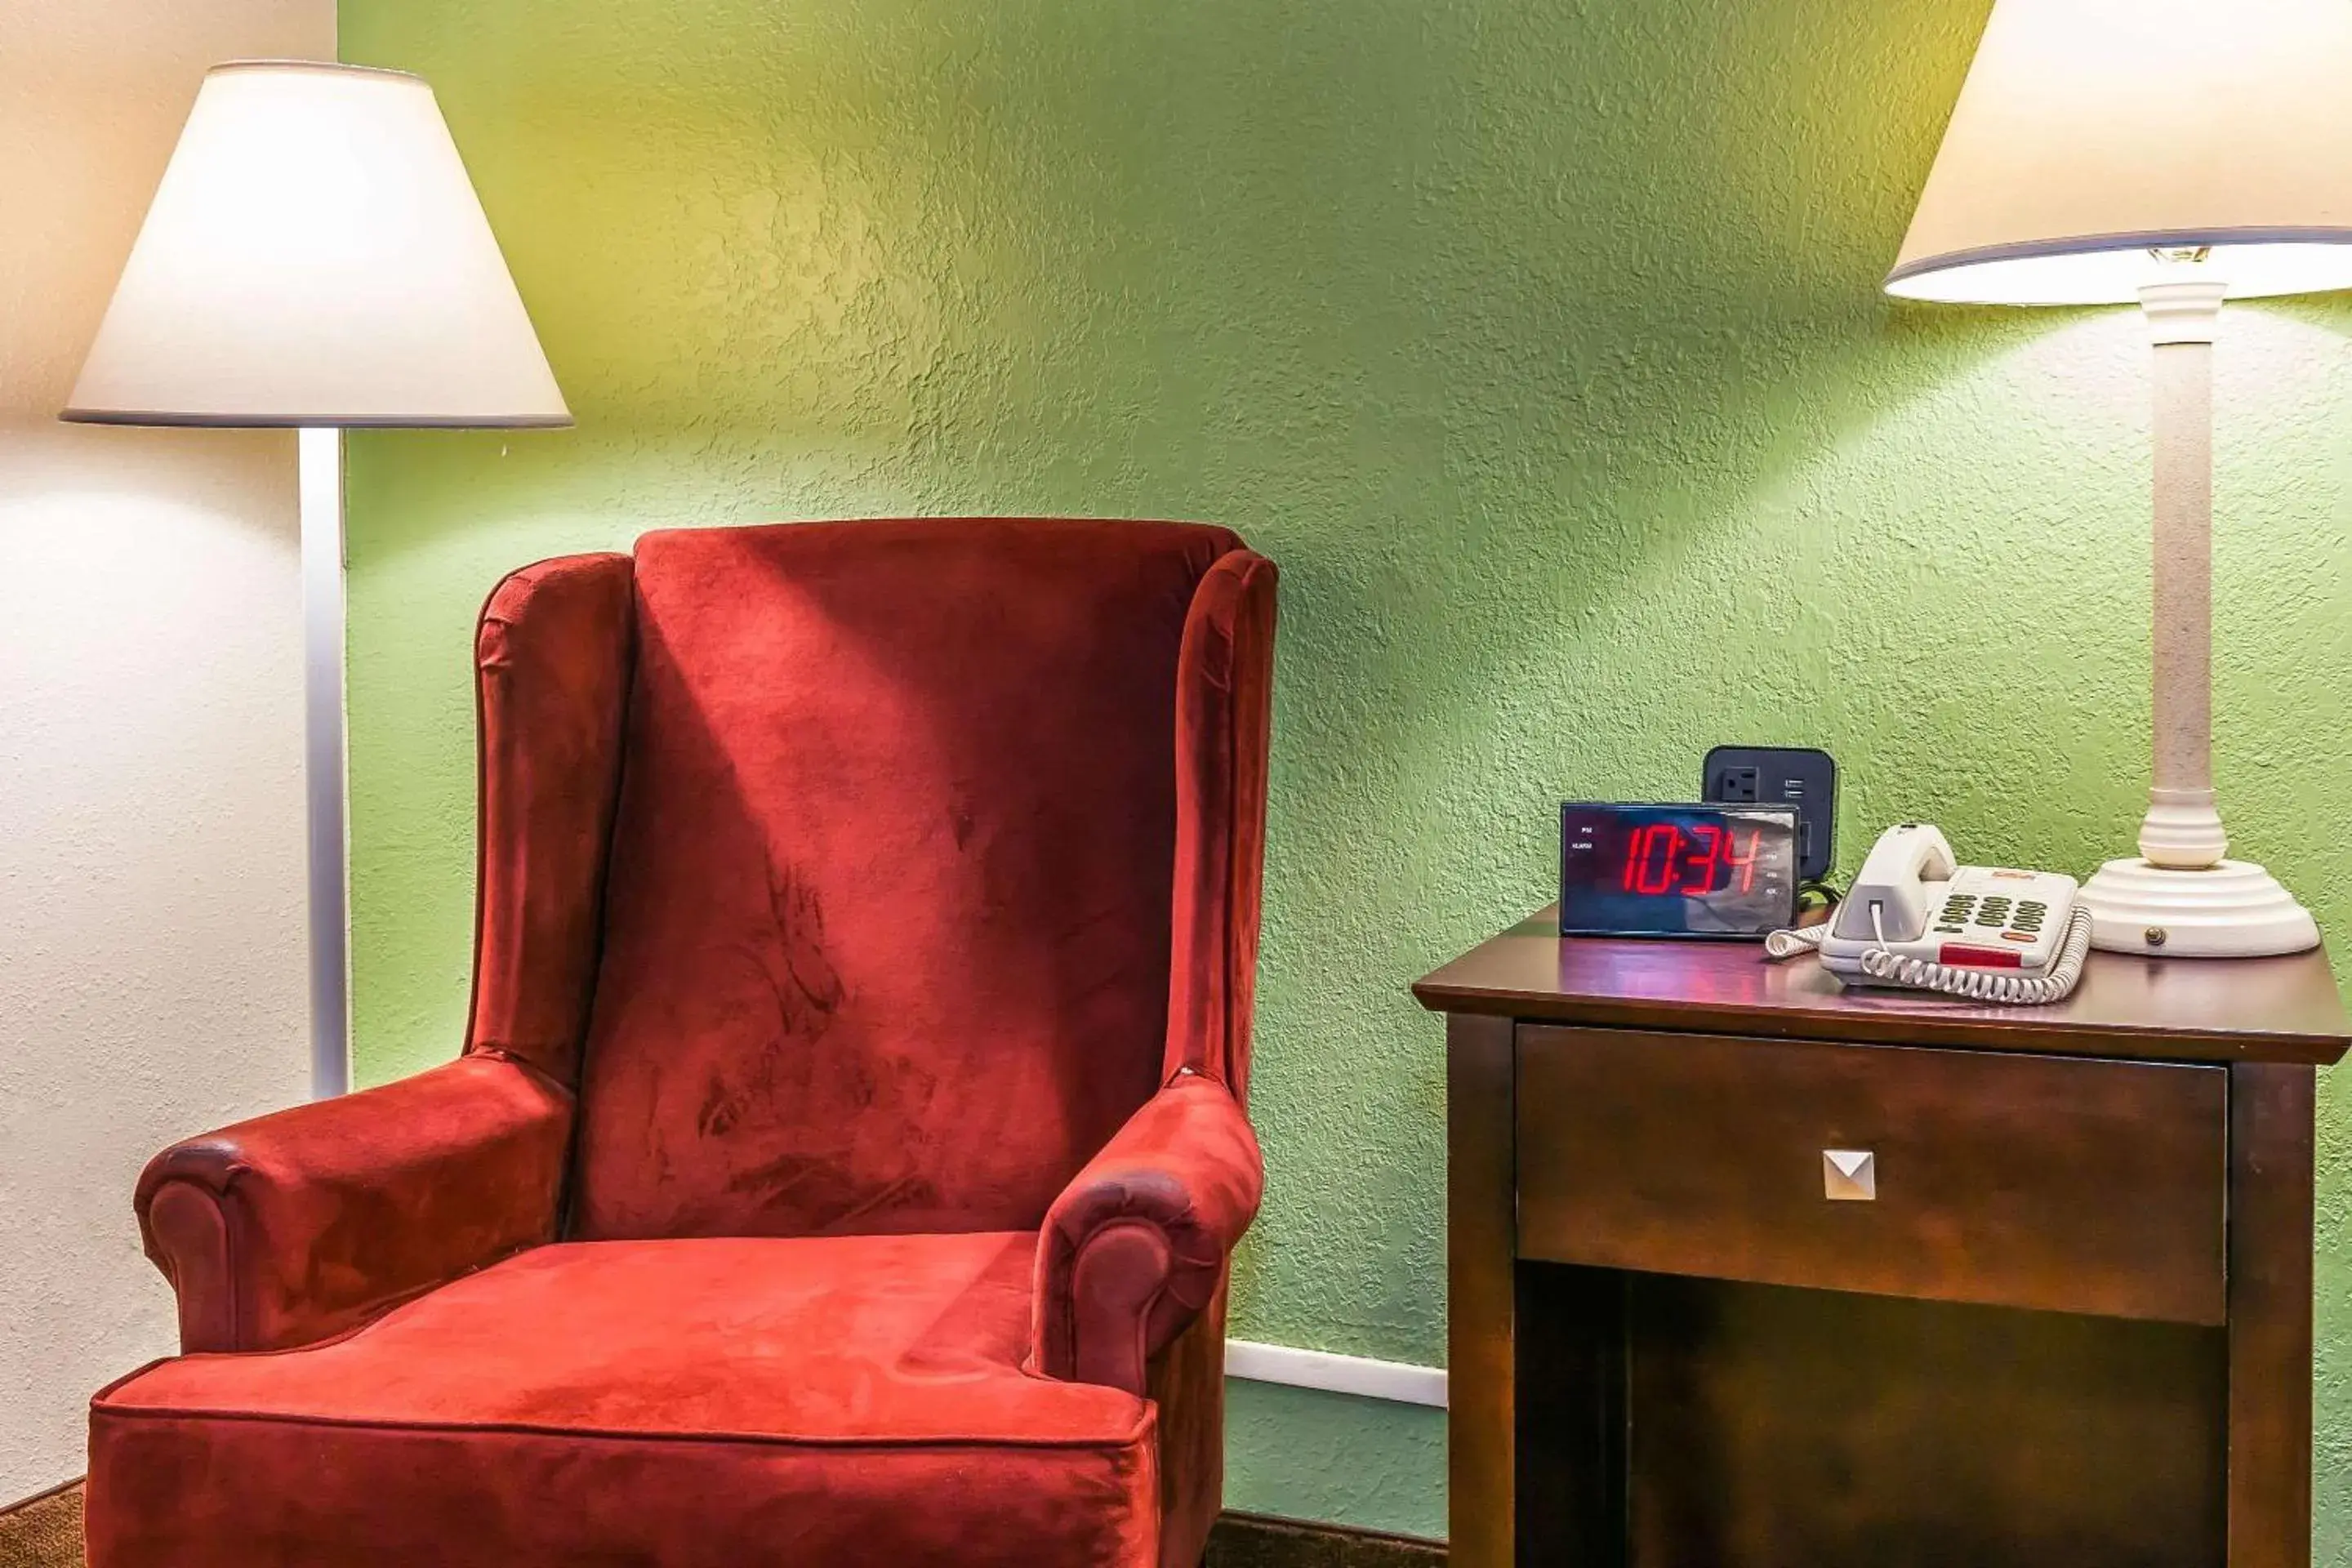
572,520,1242,1241
90,518,1276,1568
1033,1072,1263,1396
92,1236,1159,1566
135,1055,571,1355
466,550,635,1085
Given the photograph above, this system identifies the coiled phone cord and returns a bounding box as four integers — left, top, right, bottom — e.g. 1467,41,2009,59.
1764,904,2096,1005
1762,924,1829,960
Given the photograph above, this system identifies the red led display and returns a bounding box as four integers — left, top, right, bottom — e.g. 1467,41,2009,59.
1617,822,1765,897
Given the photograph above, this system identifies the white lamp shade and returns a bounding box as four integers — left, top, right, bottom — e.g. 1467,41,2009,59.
1889,0,2352,306
64,61,568,427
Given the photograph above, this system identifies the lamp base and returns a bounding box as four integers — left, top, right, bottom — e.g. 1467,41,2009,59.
2078,857,2319,958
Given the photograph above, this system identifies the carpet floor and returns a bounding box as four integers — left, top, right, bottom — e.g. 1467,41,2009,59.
0,1484,78,1568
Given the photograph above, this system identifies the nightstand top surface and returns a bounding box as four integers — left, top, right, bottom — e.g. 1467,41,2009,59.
1414,909,2351,1066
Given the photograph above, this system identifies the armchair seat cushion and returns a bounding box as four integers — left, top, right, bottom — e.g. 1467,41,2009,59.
90,1232,1159,1567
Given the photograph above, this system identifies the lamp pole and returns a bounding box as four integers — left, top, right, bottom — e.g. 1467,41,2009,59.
2136,275,2228,871
2073,266,2319,956
298,425,350,1098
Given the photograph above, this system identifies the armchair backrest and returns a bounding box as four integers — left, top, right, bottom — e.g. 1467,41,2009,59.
510,519,1274,1241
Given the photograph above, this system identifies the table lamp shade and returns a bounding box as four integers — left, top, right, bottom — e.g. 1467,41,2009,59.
63,61,568,427
1888,0,2352,306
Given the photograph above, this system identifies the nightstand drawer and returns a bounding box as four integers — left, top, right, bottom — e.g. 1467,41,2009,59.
1515,1026,2228,1324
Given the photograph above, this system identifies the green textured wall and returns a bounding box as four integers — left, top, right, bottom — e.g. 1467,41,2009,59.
338,0,2352,1546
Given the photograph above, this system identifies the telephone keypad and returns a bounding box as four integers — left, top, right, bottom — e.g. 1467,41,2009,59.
1886,878,2062,955
1922,887,2052,949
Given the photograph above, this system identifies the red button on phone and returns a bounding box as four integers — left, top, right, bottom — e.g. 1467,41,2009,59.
1938,943,2025,968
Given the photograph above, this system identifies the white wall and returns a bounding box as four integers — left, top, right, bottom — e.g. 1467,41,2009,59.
0,0,332,1503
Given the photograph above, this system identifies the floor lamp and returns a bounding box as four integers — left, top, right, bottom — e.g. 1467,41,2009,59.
62,61,569,1095
1887,0,2348,957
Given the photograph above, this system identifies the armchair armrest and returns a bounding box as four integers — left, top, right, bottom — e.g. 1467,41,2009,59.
135,1055,572,1354
1031,1071,1263,1395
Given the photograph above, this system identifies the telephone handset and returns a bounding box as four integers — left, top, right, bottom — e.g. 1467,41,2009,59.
1769,824,2094,1004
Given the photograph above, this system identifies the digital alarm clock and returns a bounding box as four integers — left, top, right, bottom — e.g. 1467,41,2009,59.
1558,802,1801,939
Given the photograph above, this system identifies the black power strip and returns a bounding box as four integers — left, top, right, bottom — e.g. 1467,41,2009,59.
1702,746,1838,884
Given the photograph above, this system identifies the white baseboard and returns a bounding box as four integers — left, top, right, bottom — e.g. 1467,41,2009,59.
1223,1339,1448,1408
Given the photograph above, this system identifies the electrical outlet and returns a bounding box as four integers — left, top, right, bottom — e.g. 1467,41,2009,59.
1702,746,1838,884
1714,765,1762,803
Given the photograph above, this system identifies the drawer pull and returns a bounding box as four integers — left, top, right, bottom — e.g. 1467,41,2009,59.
1823,1149,1877,1201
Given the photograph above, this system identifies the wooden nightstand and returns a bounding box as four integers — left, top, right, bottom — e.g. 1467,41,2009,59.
1416,912,2350,1568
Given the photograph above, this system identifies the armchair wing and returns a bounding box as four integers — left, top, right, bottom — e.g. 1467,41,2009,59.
136,1056,571,1353
1031,1071,1263,1396
1032,543,1276,1404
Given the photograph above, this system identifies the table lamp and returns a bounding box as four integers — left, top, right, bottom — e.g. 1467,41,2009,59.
1889,0,2350,957
62,61,569,1094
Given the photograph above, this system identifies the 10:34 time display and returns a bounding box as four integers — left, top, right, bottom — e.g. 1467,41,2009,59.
1616,821,1770,897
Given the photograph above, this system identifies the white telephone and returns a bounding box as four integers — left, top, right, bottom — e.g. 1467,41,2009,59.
1769,824,2095,1004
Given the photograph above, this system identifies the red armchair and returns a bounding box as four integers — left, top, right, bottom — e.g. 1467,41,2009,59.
87,519,1276,1568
